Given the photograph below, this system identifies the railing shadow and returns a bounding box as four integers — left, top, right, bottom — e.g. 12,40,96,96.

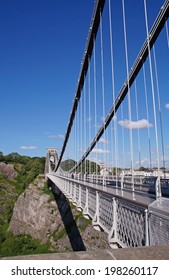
47,179,86,251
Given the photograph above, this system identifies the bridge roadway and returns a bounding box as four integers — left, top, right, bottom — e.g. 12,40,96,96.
47,173,155,207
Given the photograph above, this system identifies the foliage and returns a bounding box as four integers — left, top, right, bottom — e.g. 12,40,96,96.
61,159,76,171
15,157,45,194
61,158,100,174
0,232,51,257
41,181,54,202
0,151,3,161
111,167,122,175
138,166,147,171
0,151,47,257
76,160,100,174
53,228,67,242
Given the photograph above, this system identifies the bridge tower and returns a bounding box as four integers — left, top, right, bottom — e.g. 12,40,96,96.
45,148,58,175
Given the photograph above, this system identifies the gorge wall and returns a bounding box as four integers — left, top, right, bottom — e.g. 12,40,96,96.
9,175,109,252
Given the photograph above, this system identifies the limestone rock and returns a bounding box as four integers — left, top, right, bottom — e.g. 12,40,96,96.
9,177,58,243
0,162,16,180
9,176,109,252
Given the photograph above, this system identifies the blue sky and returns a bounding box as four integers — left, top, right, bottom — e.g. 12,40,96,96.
0,0,169,168
0,0,94,157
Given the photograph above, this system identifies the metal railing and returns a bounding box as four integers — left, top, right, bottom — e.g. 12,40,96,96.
46,174,169,248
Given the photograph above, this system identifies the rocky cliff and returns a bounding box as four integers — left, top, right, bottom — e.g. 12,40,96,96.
9,175,109,252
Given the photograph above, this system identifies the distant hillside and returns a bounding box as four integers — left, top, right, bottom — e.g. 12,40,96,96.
60,159,76,171
61,158,100,174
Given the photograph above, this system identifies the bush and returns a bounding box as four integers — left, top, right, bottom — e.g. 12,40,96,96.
0,232,51,257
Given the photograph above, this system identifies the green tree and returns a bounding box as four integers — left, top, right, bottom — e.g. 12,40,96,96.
77,160,100,174
138,166,146,171
0,233,51,257
0,151,3,162
112,167,122,175
61,159,76,171
4,153,20,163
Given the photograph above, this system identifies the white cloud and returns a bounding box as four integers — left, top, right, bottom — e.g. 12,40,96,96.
58,134,64,139
165,103,169,109
118,119,153,129
92,148,110,154
48,134,64,139
20,146,37,150
99,137,109,144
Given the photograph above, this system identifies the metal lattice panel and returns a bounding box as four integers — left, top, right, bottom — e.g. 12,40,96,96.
149,213,169,245
81,186,86,208
70,183,74,198
148,197,169,245
76,184,79,202
99,194,114,231
117,201,145,247
88,189,96,218
69,183,72,196
72,183,76,202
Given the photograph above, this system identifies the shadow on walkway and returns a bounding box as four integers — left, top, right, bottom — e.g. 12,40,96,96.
48,179,86,251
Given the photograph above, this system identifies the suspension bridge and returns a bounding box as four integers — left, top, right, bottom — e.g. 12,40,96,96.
45,0,169,249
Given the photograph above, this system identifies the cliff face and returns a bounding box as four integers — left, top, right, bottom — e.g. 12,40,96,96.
9,176,58,243
0,162,16,180
9,176,109,252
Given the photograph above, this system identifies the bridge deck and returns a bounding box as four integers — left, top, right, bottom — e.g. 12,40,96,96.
48,174,155,207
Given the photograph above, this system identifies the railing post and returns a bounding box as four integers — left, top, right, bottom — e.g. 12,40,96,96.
155,176,162,199
108,197,118,248
92,191,100,230
121,173,124,190
144,209,150,246
83,187,89,218
73,182,76,203
77,184,82,210
69,181,73,199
